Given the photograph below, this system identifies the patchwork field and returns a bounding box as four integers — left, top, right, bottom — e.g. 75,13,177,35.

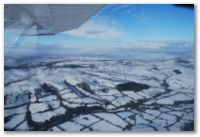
4,56,194,131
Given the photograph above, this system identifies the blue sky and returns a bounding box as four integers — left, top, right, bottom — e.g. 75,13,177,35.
5,4,194,56
93,4,194,41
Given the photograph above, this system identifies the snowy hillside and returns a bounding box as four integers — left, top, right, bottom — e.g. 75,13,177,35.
4,56,194,131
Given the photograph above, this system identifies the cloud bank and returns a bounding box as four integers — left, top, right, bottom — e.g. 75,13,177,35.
63,20,123,40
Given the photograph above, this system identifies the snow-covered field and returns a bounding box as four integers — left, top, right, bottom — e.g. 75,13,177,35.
4,55,194,131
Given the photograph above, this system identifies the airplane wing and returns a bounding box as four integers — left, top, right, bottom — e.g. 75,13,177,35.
4,4,104,35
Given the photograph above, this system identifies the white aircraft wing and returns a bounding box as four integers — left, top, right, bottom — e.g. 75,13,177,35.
4,4,104,35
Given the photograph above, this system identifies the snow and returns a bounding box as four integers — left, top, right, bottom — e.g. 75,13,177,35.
135,115,149,124
112,96,132,107
62,101,80,108
62,92,78,99
145,109,161,117
38,95,57,102
100,95,115,101
142,113,155,120
5,91,30,108
123,91,144,100
170,93,192,102
14,121,29,131
156,98,175,105
73,114,99,126
182,112,194,121
64,75,79,85
131,125,155,131
59,121,83,131
32,107,66,123
55,107,66,115
117,111,135,119
47,100,60,109
94,112,128,127
5,105,27,117
153,118,167,127
159,113,177,126
49,126,62,131
5,114,25,130
68,97,98,104
29,103,49,114
4,56,194,131
91,121,122,131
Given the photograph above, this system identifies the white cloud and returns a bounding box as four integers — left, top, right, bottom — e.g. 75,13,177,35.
63,20,124,40
132,41,170,49
103,40,193,51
